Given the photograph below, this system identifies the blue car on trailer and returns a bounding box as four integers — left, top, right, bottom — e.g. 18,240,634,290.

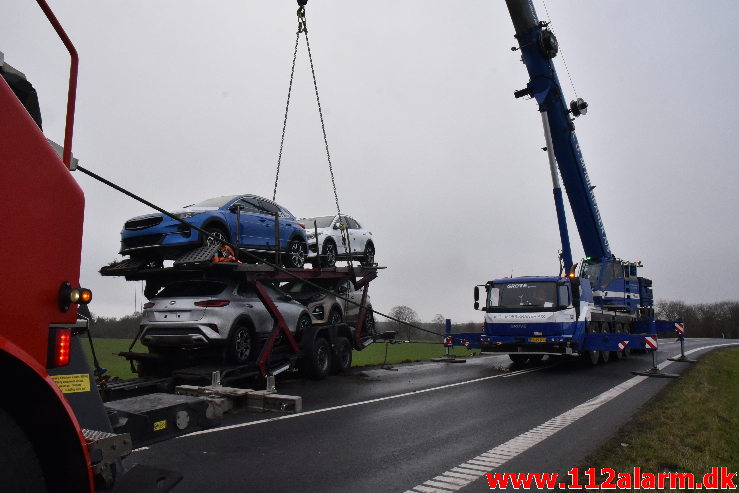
119,194,309,268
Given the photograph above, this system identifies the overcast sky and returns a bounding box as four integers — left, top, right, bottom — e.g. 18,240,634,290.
3,1,739,324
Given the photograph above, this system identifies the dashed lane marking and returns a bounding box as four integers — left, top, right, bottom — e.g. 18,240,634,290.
405,343,739,493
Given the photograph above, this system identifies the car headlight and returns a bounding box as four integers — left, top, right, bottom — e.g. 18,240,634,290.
174,212,203,220
310,293,327,302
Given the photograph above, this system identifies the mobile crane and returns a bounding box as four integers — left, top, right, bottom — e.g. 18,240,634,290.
464,0,674,364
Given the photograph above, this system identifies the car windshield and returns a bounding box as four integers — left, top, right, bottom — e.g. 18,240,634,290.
489,282,558,308
186,195,241,208
157,281,227,298
302,216,335,228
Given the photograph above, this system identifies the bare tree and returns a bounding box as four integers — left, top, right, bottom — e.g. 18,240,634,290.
389,305,419,341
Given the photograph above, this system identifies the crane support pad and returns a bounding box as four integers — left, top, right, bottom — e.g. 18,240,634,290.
105,393,218,448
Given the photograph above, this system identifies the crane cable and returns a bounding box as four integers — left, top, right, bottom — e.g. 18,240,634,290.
272,1,355,265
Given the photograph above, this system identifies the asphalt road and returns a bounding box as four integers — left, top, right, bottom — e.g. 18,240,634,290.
126,338,737,492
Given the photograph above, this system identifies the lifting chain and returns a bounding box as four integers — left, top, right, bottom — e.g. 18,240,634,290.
272,0,354,265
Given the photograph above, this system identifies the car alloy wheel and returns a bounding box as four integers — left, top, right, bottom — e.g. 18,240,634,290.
285,239,306,269
321,240,337,268
362,243,375,266
228,324,254,364
328,307,343,325
205,227,228,247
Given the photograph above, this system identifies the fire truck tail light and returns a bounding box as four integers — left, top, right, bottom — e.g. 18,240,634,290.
59,282,93,312
47,328,72,368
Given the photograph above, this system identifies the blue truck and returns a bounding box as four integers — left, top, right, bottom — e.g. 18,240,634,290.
459,0,676,364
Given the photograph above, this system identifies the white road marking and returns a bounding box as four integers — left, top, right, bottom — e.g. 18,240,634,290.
166,366,545,440
406,343,738,493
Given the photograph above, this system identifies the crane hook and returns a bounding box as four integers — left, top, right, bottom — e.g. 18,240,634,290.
297,1,307,34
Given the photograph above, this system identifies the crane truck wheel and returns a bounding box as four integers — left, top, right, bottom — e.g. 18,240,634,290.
508,354,529,365
330,336,353,374
582,322,600,366
613,323,626,360
599,323,611,364
0,408,46,493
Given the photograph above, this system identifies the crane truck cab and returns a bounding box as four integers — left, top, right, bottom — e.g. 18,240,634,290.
579,257,654,314
475,276,593,359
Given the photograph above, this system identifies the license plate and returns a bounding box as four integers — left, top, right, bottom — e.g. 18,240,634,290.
529,337,546,343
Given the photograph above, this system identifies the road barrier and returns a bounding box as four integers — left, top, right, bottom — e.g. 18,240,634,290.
668,320,697,363
432,319,467,363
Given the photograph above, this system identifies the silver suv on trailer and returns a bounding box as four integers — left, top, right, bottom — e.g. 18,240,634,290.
141,279,311,364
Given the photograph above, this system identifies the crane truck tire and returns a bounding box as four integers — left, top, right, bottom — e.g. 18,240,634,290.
0,407,46,493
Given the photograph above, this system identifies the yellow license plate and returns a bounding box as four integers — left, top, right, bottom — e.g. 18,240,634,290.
529,337,547,343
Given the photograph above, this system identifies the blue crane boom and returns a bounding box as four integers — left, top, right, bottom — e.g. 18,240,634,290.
505,0,611,264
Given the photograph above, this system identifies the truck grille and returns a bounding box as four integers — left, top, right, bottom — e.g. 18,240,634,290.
122,234,165,249
125,216,163,230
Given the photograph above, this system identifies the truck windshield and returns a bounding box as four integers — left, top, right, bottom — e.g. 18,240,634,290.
580,261,600,287
488,282,558,311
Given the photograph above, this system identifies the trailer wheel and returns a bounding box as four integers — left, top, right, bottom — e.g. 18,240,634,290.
331,336,353,374
227,324,255,365
508,354,529,365
599,323,611,364
0,408,46,493
306,337,331,380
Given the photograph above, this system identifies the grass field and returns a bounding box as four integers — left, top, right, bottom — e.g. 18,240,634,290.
566,346,739,491
81,338,146,379
81,338,476,379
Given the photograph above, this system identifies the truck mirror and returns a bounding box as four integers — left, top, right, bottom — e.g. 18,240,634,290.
473,286,480,302
474,301,479,310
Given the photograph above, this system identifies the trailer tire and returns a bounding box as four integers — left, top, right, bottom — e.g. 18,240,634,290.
306,337,331,380
0,408,46,493
331,336,352,374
